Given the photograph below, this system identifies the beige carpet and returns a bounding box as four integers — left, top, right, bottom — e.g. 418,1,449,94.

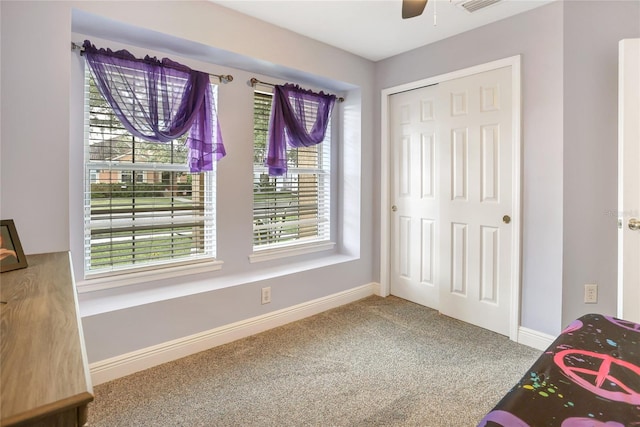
88,295,542,426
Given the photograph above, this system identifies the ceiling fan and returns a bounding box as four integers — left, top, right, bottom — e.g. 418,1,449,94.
402,0,502,19
402,0,428,19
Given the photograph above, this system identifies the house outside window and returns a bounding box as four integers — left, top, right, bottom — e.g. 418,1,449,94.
252,90,332,253
83,69,217,277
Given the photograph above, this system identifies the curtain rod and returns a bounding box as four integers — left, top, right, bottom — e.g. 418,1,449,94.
250,77,345,103
71,42,234,84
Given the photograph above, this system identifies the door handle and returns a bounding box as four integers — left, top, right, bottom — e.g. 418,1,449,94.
392,205,398,212
629,218,640,231
502,215,511,224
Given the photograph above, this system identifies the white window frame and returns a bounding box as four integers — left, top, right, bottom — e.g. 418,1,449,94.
82,67,220,282
250,88,335,263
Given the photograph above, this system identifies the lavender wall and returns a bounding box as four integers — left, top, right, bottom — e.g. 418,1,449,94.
562,0,640,326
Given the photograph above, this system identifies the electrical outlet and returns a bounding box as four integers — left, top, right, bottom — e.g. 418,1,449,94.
584,283,598,304
261,287,271,305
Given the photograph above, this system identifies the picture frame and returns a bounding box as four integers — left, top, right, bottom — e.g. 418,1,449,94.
1,219,28,273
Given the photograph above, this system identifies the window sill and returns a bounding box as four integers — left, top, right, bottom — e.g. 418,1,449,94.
76,259,223,293
249,241,336,263
77,253,358,318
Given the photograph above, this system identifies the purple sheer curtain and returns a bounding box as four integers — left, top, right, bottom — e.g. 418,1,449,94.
82,40,225,172
266,83,336,176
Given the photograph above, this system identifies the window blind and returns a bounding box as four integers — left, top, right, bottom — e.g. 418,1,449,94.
252,90,331,249
84,69,216,276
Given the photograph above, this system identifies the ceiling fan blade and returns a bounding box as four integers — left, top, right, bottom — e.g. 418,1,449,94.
402,0,428,19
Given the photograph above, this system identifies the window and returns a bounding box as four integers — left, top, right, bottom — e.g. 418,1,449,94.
120,171,144,183
253,90,332,252
83,69,216,277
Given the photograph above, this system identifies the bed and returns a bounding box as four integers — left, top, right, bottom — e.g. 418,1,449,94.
478,313,640,427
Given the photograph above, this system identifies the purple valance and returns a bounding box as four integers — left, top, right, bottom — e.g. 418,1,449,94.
266,83,336,176
82,40,225,172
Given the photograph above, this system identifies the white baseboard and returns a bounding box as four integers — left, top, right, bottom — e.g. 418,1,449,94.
90,283,376,385
371,281,383,296
517,326,555,351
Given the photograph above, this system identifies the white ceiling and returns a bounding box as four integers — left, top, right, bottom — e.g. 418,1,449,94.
211,0,555,61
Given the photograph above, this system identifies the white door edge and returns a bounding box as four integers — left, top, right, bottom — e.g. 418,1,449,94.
380,55,522,341
617,39,640,323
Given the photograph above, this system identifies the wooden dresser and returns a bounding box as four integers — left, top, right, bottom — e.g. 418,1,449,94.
1,252,93,426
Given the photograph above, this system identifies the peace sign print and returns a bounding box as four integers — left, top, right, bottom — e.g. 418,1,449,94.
605,316,640,333
561,319,583,335
560,418,625,427
554,349,640,405
477,410,530,427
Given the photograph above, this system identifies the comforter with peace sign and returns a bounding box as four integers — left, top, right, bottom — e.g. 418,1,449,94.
478,313,640,427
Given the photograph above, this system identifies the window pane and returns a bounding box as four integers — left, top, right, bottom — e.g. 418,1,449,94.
84,69,216,276
252,90,331,249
